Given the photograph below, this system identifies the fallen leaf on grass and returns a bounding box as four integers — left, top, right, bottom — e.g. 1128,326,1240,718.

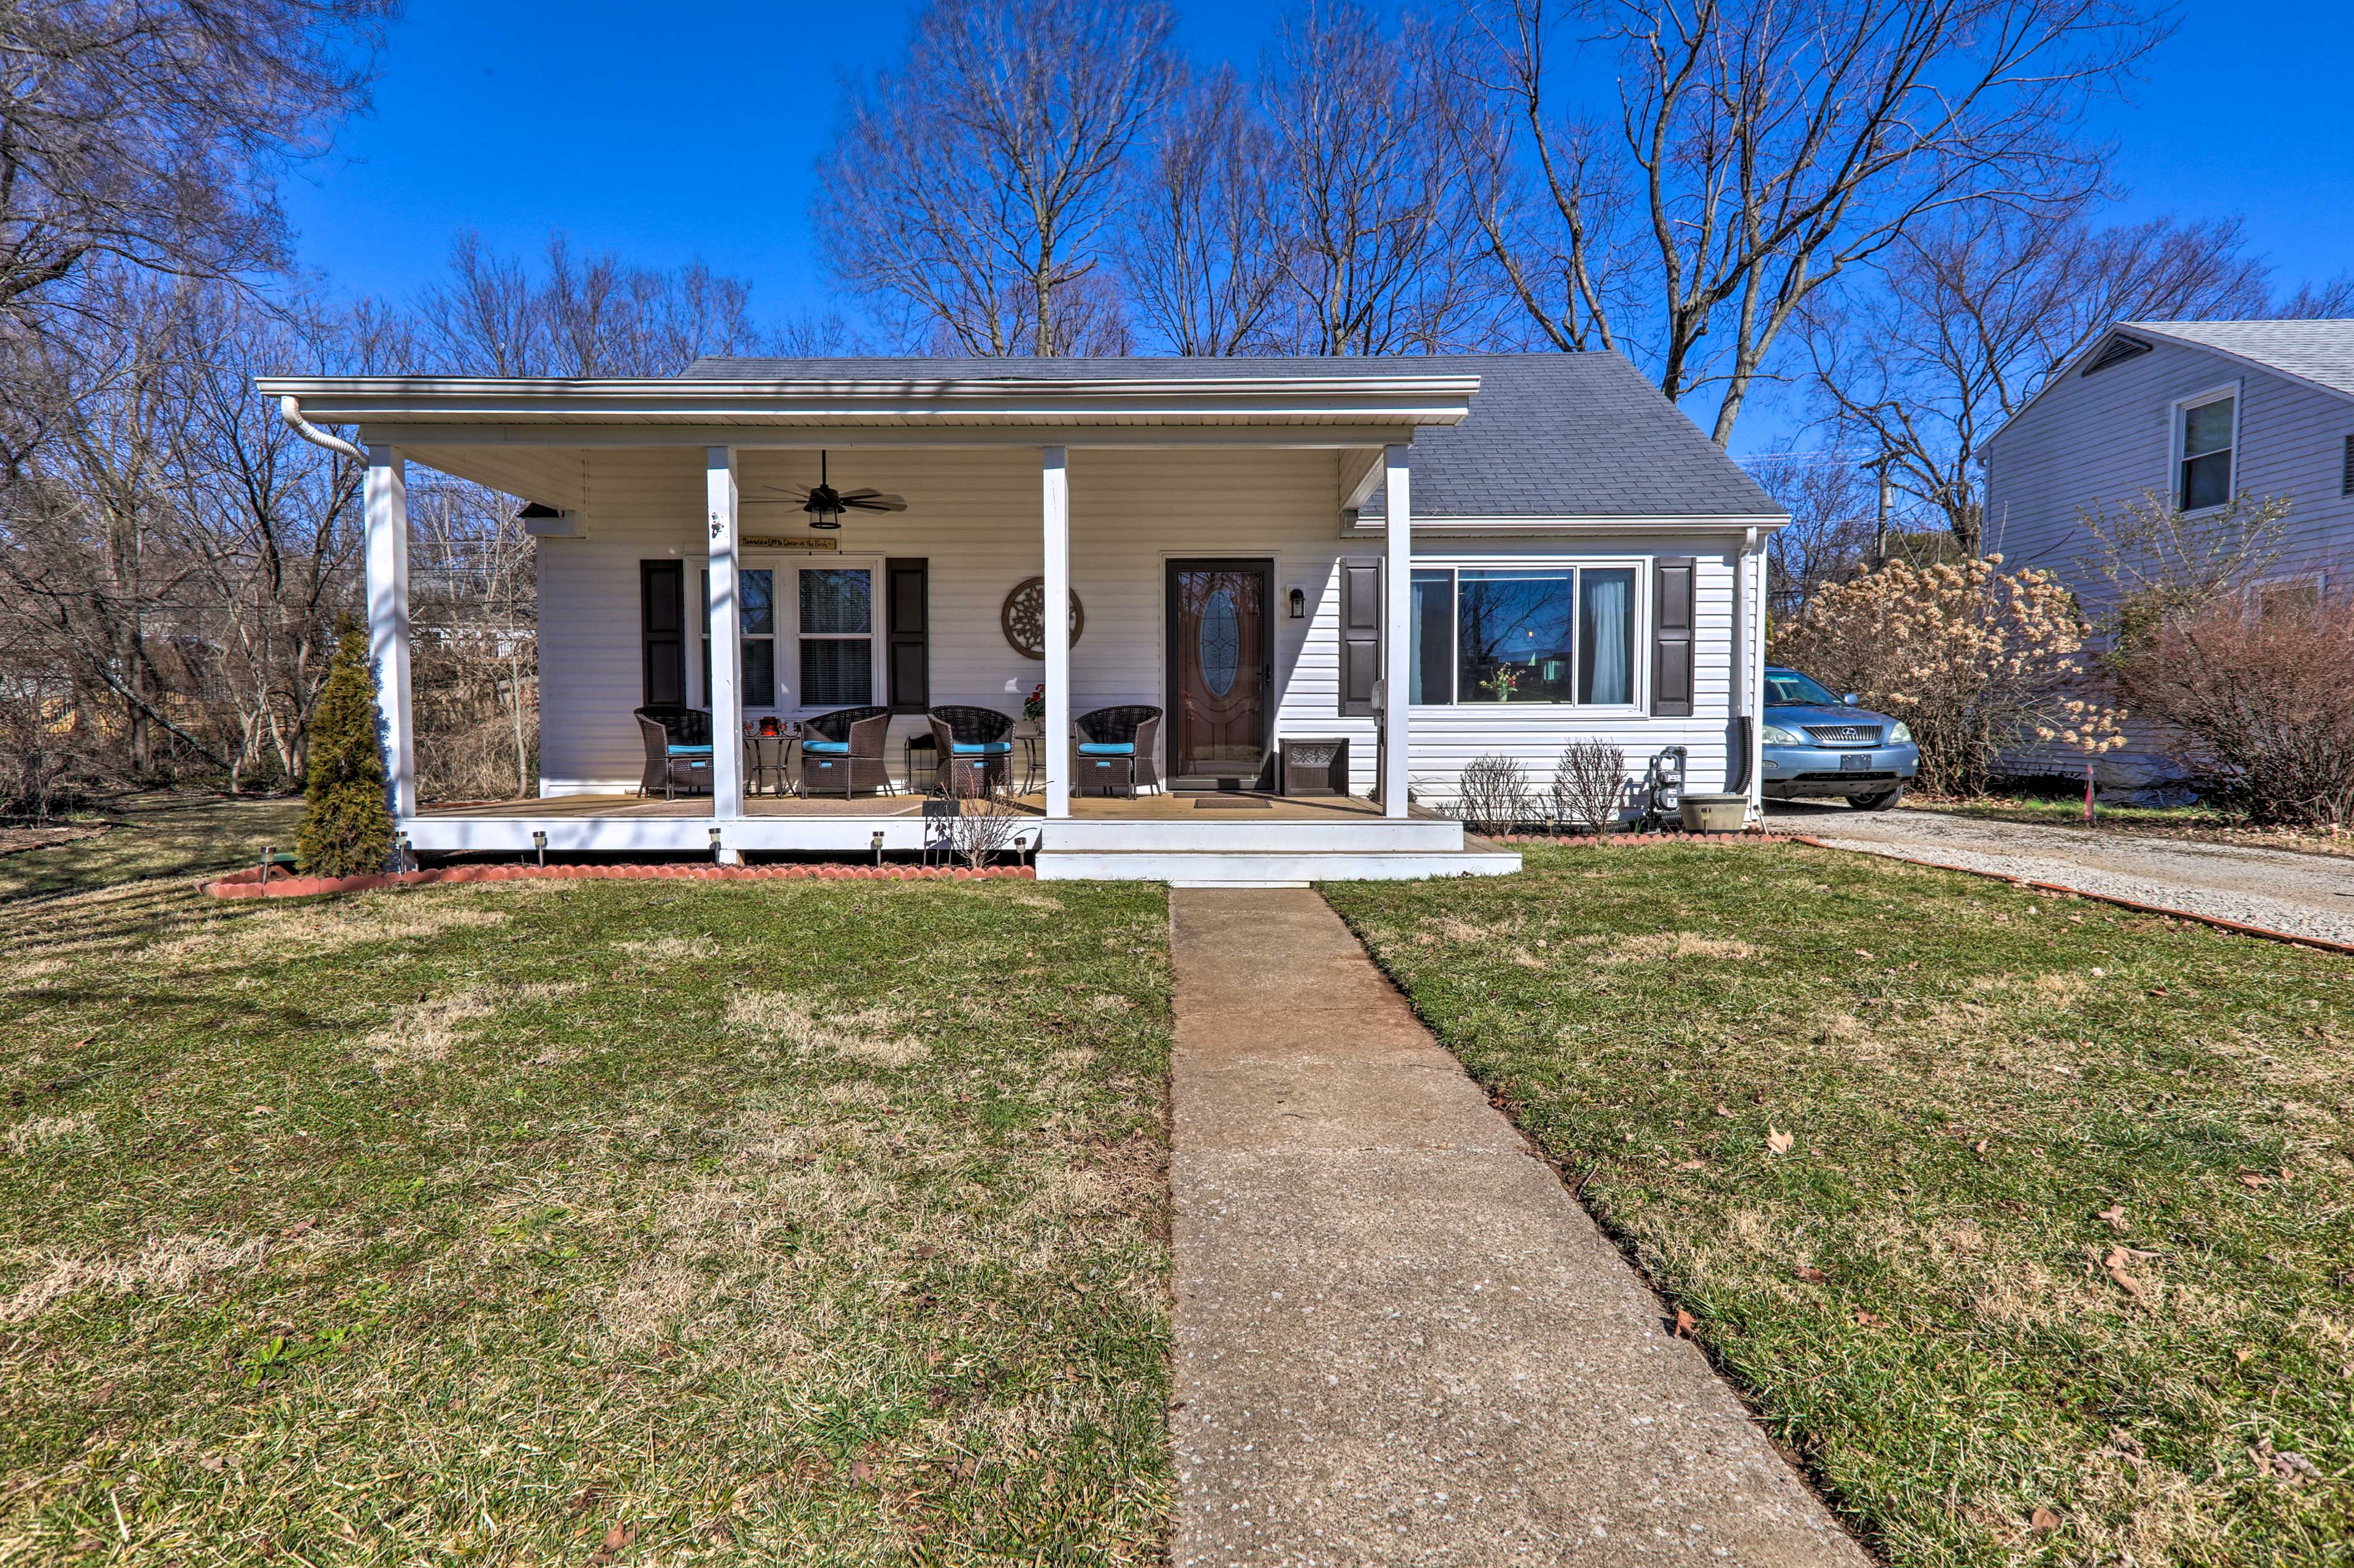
1674,1308,1697,1338
2238,1171,2274,1190
1852,1309,1883,1328
1794,1265,1828,1284
2030,1506,2061,1533
2103,1246,2147,1298
1713,1104,1735,1118
1766,1129,1794,1155
1972,1139,1989,1155
1853,949,1874,959
849,1460,875,1483
2096,1204,2128,1231
1675,1157,1707,1171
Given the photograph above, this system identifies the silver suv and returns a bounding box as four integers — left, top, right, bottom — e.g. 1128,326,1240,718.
1760,666,1919,811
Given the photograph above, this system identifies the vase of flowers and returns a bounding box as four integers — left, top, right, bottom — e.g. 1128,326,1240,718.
1015,683,1046,739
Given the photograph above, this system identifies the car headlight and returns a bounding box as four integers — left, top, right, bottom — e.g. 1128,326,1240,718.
1888,721,1913,745
1761,723,1803,745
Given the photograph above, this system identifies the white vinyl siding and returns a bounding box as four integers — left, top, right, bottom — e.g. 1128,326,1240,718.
522,445,1747,804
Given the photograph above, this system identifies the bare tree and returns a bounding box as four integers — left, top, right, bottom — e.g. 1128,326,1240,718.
1745,445,1880,620
1259,3,1496,355
823,0,1177,357
417,231,769,376
1119,68,1287,356
1431,0,2169,443
0,0,391,331
1806,209,2290,553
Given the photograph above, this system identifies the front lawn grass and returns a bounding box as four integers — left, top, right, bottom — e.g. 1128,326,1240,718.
1326,844,2354,1567
2,809,1171,1563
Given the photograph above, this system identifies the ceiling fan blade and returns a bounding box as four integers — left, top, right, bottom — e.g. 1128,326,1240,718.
752,485,813,502
842,493,907,511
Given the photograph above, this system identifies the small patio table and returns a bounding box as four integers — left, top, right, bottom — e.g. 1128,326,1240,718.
744,732,796,796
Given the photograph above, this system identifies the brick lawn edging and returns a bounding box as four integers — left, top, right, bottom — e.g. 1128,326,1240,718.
1485,829,1800,847
202,861,1035,899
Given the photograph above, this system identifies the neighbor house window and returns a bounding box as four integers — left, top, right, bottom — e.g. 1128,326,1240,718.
2177,394,2235,511
1407,565,1637,705
698,566,777,709
798,566,874,707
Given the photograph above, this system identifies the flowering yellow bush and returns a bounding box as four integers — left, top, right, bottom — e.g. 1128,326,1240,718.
1772,555,2124,796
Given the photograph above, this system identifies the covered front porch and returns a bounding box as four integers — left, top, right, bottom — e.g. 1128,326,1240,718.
259,363,1525,883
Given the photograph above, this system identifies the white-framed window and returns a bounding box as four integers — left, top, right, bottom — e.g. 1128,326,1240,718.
2171,384,2238,512
699,564,777,710
692,557,885,715
2254,572,2325,623
1406,561,1642,707
794,563,878,709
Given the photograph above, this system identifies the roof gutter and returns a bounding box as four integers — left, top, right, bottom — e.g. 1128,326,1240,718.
277,395,365,462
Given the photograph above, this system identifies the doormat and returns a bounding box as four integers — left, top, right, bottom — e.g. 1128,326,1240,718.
1187,797,1274,809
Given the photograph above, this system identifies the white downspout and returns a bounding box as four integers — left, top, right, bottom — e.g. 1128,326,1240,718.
277,396,366,462
1739,526,1764,823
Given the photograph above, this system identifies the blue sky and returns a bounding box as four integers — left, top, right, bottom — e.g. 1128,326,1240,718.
280,0,2353,432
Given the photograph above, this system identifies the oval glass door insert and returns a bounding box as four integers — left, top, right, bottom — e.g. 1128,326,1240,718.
1200,588,1240,697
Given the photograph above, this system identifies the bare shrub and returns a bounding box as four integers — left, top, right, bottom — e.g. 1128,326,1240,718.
937,768,1029,869
2108,595,2354,827
1454,753,1533,835
1547,740,1627,834
1772,555,2124,796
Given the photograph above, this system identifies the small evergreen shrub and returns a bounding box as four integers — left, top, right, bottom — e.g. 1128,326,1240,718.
297,619,398,877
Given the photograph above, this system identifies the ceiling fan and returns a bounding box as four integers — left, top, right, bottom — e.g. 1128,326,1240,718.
751,451,905,530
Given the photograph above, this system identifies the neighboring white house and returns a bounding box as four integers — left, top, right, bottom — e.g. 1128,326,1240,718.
258,354,1785,882
1983,318,2354,784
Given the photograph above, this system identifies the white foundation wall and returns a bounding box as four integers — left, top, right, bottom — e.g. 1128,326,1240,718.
526,444,1746,805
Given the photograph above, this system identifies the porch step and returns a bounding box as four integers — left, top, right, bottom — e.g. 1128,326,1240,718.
1034,846,1523,885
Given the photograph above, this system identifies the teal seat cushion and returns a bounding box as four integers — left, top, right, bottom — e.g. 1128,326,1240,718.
950,740,1013,755
665,744,713,758
801,739,850,755
1076,741,1134,756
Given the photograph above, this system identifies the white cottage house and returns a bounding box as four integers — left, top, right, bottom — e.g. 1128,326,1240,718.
258,354,1783,882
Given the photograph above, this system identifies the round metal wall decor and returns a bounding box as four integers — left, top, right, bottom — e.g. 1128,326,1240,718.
1001,576,1084,660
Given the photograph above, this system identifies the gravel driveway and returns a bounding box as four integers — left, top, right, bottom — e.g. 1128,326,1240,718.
1769,801,2354,948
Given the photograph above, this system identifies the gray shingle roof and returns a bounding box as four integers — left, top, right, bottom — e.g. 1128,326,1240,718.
679,352,1781,520
2125,319,2354,400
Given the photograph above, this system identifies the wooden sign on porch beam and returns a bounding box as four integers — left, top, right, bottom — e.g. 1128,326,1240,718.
742,536,839,550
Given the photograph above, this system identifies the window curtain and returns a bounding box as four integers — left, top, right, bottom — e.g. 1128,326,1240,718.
1579,569,1634,705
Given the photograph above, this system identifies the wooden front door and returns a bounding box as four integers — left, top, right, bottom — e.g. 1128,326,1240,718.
1166,559,1274,790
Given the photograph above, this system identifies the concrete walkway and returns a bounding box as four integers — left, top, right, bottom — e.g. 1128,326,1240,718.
1168,888,1868,1566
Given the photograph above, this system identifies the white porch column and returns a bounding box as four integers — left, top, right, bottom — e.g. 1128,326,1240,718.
364,444,415,820
706,446,744,840
1042,446,1073,818
1381,444,1412,818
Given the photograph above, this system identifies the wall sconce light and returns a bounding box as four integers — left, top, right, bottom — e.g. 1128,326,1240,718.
1288,586,1306,620
531,829,547,867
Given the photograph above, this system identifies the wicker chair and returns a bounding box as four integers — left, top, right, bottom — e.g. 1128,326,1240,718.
634,705,715,800
926,705,1016,795
1075,705,1163,798
798,704,895,797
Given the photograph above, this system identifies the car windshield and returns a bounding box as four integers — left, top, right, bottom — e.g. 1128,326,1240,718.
1765,669,1842,707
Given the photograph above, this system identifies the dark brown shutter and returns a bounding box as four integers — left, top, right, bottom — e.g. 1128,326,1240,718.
1339,559,1382,717
640,560,685,706
885,558,929,714
2342,433,2353,498
1651,557,1695,718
